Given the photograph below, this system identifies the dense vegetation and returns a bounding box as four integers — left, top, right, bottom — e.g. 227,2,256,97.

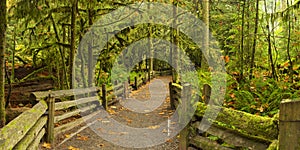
0,0,300,126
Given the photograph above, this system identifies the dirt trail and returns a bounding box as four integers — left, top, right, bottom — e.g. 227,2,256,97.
50,76,179,150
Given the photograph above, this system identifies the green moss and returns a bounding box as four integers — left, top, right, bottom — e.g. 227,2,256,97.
195,102,278,140
266,140,279,150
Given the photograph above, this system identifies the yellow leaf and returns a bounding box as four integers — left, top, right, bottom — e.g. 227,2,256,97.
76,136,89,141
158,112,165,115
147,125,160,129
259,106,264,112
68,146,80,150
65,134,71,138
42,142,51,149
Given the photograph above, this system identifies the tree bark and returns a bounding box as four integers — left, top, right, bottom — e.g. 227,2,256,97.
69,0,78,88
286,0,293,82
0,0,7,127
264,0,277,79
240,0,246,82
201,0,210,71
249,0,259,80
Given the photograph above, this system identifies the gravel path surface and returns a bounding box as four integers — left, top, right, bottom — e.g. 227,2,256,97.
45,76,181,150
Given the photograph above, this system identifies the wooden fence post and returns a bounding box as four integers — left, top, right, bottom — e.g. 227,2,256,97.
279,99,300,150
148,69,151,81
102,84,107,110
46,94,55,144
179,83,191,150
124,81,128,99
169,82,175,110
202,84,211,104
134,76,138,90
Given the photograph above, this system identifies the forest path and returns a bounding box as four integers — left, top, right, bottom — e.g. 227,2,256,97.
50,76,180,150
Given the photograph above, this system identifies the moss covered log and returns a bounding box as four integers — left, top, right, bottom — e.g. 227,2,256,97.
195,102,278,140
190,135,233,150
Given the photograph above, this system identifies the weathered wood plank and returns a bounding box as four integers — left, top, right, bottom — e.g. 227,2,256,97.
54,110,100,136
195,102,278,140
46,97,55,144
113,83,124,91
114,88,124,97
0,100,47,149
14,116,47,149
55,96,99,111
30,87,99,101
27,128,46,150
179,84,192,150
193,122,270,149
190,135,233,150
279,99,300,150
54,104,97,123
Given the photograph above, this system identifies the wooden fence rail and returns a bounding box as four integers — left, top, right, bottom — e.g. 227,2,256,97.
169,83,281,150
0,100,48,149
0,71,162,149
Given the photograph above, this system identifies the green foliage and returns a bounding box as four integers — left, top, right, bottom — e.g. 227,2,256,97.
225,75,299,116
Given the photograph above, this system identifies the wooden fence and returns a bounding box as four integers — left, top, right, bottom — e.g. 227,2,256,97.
0,71,157,149
169,83,293,150
134,71,155,90
0,100,47,149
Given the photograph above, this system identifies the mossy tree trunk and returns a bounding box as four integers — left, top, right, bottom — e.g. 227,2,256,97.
0,0,6,127
69,0,78,88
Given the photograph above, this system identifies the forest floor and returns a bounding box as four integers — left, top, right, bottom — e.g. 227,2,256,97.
41,76,190,150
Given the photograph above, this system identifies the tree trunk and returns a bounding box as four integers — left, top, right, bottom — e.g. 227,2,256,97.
69,0,78,88
249,0,259,80
0,0,7,127
202,0,210,104
240,0,246,82
172,0,179,83
88,1,93,87
264,0,277,79
286,0,293,82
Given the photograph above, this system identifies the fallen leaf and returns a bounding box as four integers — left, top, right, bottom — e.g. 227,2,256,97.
102,120,110,123
65,134,71,138
42,142,51,149
110,106,117,109
76,135,89,141
68,146,80,150
147,125,160,129
120,132,129,135
162,129,168,133
159,112,165,115
126,119,132,124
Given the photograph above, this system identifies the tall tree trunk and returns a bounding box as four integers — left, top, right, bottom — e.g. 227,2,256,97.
0,0,7,127
202,0,209,70
148,0,153,74
172,0,179,83
264,0,277,79
69,0,78,88
250,0,259,80
286,0,293,82
240,0,246,82
88,1,93,87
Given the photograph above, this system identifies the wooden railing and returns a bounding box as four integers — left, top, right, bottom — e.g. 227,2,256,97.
0,100,48,149
0,71,159,149
134,71,154,90
169,83,281,150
